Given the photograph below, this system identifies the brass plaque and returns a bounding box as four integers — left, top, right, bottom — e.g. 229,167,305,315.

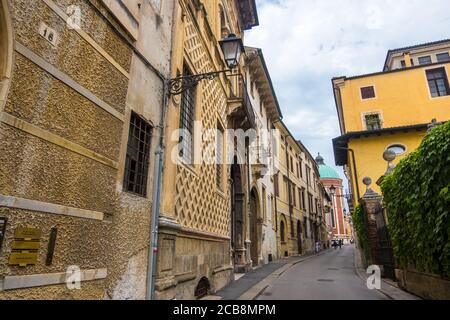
9,252,39,266
15,227,42,240
12,240,41,250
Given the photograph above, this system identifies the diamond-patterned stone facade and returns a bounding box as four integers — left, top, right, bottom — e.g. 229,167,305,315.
175,14,230,237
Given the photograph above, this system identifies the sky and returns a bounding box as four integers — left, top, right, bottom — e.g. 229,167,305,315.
245,0,450,188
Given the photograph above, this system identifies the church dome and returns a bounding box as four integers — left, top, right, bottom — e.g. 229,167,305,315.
315,154,341,180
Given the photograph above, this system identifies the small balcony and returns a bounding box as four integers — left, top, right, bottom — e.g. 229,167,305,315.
227,76,256,130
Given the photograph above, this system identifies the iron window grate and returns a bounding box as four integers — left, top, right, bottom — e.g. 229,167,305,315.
179,63,197,164
124,112,152,197
216,124,224,190
365,113,382,131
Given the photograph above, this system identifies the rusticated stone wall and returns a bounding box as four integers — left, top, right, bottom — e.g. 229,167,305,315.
0,0,173,300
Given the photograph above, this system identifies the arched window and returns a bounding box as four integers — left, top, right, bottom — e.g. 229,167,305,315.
0,0,12,112
280,220,285,242
194,277,210,299
219,4,230,38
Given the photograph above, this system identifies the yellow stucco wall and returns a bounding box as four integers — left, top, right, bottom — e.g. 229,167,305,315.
340,63,450,133
347,130,427,198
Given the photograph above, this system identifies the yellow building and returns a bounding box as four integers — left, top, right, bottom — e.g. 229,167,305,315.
332,39,450,206
274,121,323,257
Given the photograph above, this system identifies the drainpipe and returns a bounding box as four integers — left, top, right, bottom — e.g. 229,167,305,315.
146,81,169,300
348,148,360,201
336,146,360,203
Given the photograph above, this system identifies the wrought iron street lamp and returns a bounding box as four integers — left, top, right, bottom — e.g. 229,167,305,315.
329,185,352,201
219,33,244,69
329,185,336,196
168,34,244,96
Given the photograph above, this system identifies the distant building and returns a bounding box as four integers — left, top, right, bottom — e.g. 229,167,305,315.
332,39,450,208
273,120,323,258
316,155,348,240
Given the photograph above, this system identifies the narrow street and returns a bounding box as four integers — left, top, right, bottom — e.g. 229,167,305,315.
258,245,389,300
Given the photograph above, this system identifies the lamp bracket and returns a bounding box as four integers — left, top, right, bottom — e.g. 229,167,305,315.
168,69,240,96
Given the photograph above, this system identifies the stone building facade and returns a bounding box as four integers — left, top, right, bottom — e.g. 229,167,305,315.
273,121,323,258
155,0,259,300
302,145,323,251
244,47,282,266
0,0,173,299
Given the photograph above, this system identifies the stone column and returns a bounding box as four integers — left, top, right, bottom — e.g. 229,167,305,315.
359,177,383,266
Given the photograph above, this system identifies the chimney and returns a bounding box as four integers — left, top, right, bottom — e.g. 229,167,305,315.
403,52,412,67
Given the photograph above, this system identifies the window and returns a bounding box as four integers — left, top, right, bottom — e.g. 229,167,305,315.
216,123,224,190
290,220,294,237
306,166,311,186
274,174,279,197
365,113,382,131
360,86,376,99
331,209,335,228
280,220,285,242
308,193,313,213
386,144,406,155
290,156,294,172
179,63,197,164
426,67,450,97
299,160,303,178
124,112,152,197
284,177,289,202
418,56,432,65
437,52,450,63
400,58,414,68
298,188,302,209
299,188,306,210
292,185,296,207
219,6,229,38
262,186,267,222
271,195,276,229
303,217,308,238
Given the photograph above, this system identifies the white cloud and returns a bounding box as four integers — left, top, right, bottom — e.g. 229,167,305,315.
245,0,450,192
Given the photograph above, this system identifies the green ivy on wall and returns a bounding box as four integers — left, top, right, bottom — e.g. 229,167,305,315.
352,204,370,262
381,121,450,278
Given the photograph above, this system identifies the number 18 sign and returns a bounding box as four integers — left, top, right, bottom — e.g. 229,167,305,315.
38,21,59,47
